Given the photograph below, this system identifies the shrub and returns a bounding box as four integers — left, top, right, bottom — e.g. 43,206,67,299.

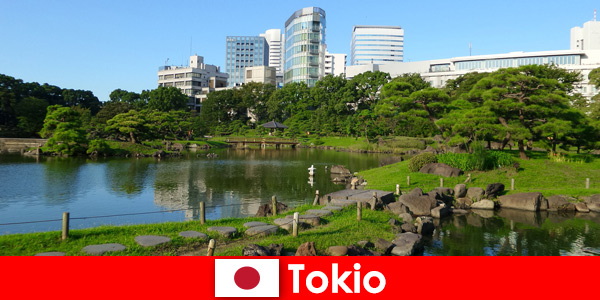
87,139,112,155
436,145,513,171
408,152,438,172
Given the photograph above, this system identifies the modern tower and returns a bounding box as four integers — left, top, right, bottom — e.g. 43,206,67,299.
260,29,285,86
571,10,600,51
351,25,404,65
225,36,269,87
283,7,326,87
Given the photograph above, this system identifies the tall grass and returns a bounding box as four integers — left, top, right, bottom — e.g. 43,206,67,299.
437,143,513,171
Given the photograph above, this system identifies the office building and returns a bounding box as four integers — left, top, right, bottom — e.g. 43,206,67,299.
158,55,228,111
244,66,277,86
260,29,285,86
225,36,269,87
571,13,600,51
351,25,404,65
284,7,327,87
324,51,347,77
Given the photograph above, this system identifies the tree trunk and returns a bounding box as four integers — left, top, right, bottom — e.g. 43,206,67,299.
577,146,581,154
487,140,491,150
518,140,528,160
129,131,136,144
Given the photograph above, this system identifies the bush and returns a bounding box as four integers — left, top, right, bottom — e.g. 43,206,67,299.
87,139,112,155
436,145,513,171
408,152,438,172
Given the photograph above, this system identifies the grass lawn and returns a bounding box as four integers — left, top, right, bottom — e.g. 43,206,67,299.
359,150,600,198
0,205,400,256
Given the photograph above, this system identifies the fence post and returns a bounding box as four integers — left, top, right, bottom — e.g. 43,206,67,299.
207,239,216,256
440,178,444,188
312,190,320,206
395,184,400,196
586,178,590,189
511,178,515,191
61,212,69,241
292,212,299,237
357,202,362,221
271,196,277,216
200,201,205,225
407,176,410,186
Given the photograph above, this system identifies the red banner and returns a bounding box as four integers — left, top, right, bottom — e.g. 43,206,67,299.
1,257,597,299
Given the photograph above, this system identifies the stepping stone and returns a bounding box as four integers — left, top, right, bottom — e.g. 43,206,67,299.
179,231,208,239
82,243,126,255
135,235,171,247
323,206,343,212
330,199,358,207
34,252,65,256
243,221,269,228
245,225,279,237
305,209,333,217
285,214,321,226
273,218,295,231
207,226,237,238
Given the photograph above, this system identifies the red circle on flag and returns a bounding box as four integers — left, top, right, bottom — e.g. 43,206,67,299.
234,266,260,290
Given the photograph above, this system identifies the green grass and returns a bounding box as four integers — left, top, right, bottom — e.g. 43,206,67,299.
0,205,400,256
359,150,600,198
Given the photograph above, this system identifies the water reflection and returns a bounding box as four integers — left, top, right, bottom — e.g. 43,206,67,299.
427,210,600,256
105,158,155,196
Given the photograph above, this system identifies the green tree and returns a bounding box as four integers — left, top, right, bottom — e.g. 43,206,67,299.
147,87,188,111
105,110,148,143
14,97,48,136
40,105,88,155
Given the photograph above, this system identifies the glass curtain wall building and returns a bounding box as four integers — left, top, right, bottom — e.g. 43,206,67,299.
284,7,326,87
351,25,404,65
225,36,269,87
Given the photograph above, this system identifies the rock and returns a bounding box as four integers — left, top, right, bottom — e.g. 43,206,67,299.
485,183,505,198
455,197,473,209
391,233,424,256
408,187,424,197
296,242,317,256
305,209,333,217
285,214,320,226
433,187,454,197
206,153,219,159
398,193,437,216
243,221,269,228
374,238,395,255
82,243,126,255
431,205,452,218
401,222,417,233
245,225,279,237
34,252,65,256
171,143,185,152
346,245,372,256
546,195,573,211
585,195,600,212
498,193,544,211
415,216,435,235
575,202,590,213
388,218,400,226
243,244,271,256
323,205,343,212
134,235,171,247
454,184,467,198
207,226,238,238
366,196,385,211
328,246,349,256
419,163,463,177
467,187,485,201
473,209,494,218
255,202,288,217
273,218,296,231
330,165,352,175
399,213,413,223
471,199,495,210
386,202,410,215
356,241,374,248
178,231,208,239
268,244,284,256
152,150,166,158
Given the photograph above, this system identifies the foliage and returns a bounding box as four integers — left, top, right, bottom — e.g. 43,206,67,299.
147,87,188,112
40,105,88,155
437,147,513,171
87,139,112,155
408,152,438,172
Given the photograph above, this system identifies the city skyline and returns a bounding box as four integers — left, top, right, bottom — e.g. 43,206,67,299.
0,0,597,102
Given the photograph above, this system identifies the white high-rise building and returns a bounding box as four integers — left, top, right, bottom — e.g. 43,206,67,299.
260,29,285,86
571,12,600,50
325,51,347,77
351,25,404,65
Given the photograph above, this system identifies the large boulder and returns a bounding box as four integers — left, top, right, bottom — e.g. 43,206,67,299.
547,195,577,211
390,233,424,256
498,193,544,211
295,242,317,256
255,202,288,217
575,202,590,213
386,202,410,215
398,193,437,216
485,183,505,198
454,184,467,198
471,199,495,210
419,163,463,177
431,204,451,218
467,187,485,202
454,198,473,209
374,238,395,255
584,195,600,212
243,244,271,256
415,216,434,235
330,165,351,175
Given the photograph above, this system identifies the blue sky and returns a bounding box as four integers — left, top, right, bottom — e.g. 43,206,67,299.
0,0,597,102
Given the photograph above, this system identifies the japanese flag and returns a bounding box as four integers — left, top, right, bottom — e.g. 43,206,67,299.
215,259,279,297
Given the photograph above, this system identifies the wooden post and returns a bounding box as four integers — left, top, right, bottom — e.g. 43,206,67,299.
371,192,377,211
207,239,216,256
586,178,590,189
357,202,362,221
312,190,320,206
395,184,400,196
440,178,444,188
292,212,299,237
511,178,515,191
61,212,69,241
199,201,205,225
407,175,410,186
271,196,277,216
